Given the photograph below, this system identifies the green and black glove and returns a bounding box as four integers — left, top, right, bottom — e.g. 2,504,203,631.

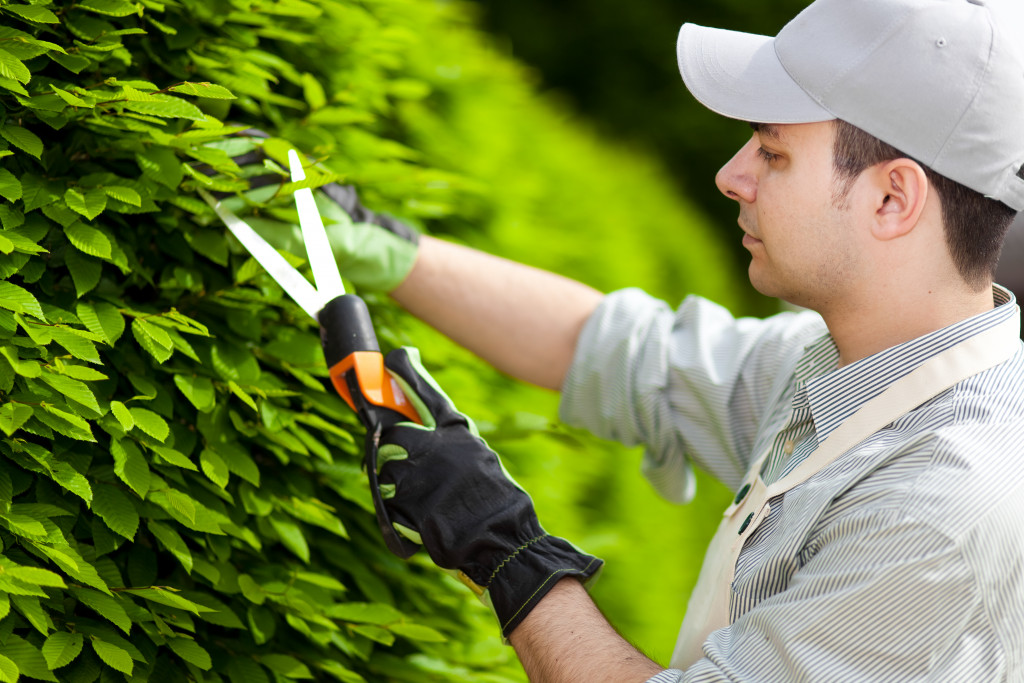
204,130,420,292
377,347,604,639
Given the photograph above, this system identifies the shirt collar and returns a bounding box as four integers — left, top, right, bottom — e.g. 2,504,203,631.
798,285,1019,443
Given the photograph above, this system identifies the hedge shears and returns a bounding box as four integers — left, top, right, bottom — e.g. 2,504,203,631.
198,151,421,558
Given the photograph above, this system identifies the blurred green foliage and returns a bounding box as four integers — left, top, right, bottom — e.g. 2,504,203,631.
0,0,738,678
473,0,813,315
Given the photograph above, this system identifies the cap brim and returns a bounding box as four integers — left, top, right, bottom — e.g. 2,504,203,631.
677,23,834,124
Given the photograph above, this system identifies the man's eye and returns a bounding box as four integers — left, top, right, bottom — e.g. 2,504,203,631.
756,147,780,163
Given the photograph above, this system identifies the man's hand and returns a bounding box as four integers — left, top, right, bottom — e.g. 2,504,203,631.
377,347,603,638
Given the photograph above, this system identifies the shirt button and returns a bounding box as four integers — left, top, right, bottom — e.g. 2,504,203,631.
733,483,751,505
783,440,795,455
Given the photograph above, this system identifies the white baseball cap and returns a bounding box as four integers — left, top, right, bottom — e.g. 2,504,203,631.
677,0,1024,211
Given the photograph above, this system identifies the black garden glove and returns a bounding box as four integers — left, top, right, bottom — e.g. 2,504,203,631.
377,347,604,639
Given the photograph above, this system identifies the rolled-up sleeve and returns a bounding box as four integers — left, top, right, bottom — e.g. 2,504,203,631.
559,289,825,501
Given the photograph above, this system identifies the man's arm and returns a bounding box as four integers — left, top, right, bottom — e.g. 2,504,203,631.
391,236,604,390
510,578,667,683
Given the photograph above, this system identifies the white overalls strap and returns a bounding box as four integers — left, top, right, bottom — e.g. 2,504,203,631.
670,314,1020,670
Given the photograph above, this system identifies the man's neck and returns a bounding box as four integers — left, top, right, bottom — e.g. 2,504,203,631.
821,285,995,367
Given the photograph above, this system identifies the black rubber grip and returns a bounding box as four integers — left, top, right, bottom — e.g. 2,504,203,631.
318,294,380,366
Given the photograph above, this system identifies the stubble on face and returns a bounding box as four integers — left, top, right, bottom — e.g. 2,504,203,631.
740,123,860,312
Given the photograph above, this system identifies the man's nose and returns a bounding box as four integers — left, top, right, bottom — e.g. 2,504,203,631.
715,136,759,204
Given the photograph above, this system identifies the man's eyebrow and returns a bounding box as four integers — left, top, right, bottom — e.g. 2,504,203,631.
748,122,783,142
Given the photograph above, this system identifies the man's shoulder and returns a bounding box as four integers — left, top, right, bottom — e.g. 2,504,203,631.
831,350,1024,537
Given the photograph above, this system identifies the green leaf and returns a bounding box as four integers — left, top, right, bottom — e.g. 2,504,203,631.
72,587,131,634
20,173,59,211
260,655,313,680
0,347,41,378
34,544,107,593
200,448,229,488
77,0,138,16
135,148,184,189
48,327,101,363
50,460,94,503
237,574,264,605
0,469,11,504
173,374,216,412
42,632,85,669
50,85,89,106
164,488,196,525
76,301,124,344
169,82,236,99
0,76,28,97
0,168,22,202
40,404,95,441
65,249,102,298
269,515,309,563
147,521,193,572
1,123,41,156
92,484,139,539
218,445,260,486
0,281,45,319
326,602,404,625
0,50,30,86
91,638,133,676
126,587,212,614
0,654,17,683
132,318,173,363
110,439,150,497
102,186,141,206
228,380,258,411
246,605,274,644
148,444,197,471
11,594,53,635
64,188,107,221
301,73,326,110
1,511,46,537
2,634,56,681
227,657,270,683
129,406,169,440
58,365,108,381
40,372,101,413
0,402,33,436
4,5,60,23
110,400,134,430
5,564,66,588
167,638,211,670
65,221,112,258
389,622,447,642
48,51,90,74
349,624,394,646
123,95,207,121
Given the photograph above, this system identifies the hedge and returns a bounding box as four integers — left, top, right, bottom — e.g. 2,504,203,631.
0,0,735,679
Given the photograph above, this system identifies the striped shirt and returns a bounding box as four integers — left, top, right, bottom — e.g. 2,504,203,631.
560,286,1024,682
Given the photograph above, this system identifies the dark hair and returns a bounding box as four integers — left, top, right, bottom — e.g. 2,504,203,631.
831,120,1020,290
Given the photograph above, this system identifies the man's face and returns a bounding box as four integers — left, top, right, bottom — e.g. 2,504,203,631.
715,120,861,312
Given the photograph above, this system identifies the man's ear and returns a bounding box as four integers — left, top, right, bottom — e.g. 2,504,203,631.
870,158,929,241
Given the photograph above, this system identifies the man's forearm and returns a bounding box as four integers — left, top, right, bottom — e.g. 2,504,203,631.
390,236,604,390
509,578,666,683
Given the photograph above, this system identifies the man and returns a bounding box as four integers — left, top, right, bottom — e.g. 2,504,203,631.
268,0,1024,679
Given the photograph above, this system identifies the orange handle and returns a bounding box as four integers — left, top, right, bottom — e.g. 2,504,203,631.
329,351,422,425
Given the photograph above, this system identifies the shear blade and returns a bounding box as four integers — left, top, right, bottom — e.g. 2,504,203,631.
198,189,327,320
288,150,346,300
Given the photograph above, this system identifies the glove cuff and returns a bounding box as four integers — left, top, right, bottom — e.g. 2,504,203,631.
483,534,604,639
